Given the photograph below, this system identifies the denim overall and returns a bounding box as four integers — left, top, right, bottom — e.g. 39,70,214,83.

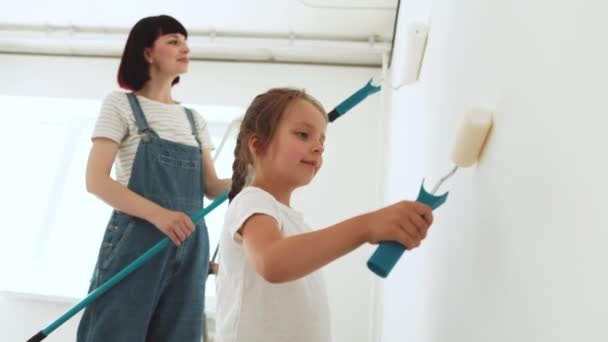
77,93,209,341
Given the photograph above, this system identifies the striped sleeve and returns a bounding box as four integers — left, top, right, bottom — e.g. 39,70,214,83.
92,92,129,144
192,109,215,150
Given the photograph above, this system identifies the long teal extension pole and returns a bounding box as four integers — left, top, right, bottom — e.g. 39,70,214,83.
327,78,381,122
28,76,384,341
26,192,228,342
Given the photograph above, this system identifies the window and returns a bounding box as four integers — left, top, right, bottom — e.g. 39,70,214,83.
0,95,240,312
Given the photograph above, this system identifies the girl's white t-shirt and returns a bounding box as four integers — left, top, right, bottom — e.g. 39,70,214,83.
215,186,331,342
92,91,214,185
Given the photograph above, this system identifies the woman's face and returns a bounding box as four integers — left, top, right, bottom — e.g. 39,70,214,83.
145,33,190,78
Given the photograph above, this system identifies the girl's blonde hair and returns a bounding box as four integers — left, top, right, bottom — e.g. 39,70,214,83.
228,88,326,201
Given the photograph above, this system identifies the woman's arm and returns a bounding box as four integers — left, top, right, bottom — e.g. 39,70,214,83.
201,148,231,199
240,201,433,283
86,138,194,246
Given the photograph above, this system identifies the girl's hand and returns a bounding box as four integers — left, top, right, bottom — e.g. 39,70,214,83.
364,201,433,250
150,208,195,246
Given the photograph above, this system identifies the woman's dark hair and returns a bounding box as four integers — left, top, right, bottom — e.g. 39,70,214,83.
117,15,188,91
228,88,326,201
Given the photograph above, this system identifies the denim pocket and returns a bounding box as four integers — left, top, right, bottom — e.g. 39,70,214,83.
147,153,203,202
99,213,135,270
158,152,198,169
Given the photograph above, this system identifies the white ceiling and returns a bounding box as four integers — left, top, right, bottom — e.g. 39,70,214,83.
0,0,398,66
1,0,397,40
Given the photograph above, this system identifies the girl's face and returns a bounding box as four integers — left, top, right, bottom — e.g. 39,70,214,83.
253,99,327,189
145,33,190,77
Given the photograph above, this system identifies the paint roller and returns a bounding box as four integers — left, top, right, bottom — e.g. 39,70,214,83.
367,108,493,278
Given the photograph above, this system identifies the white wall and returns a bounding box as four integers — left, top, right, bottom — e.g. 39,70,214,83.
383,0,608,341
0,54,385,341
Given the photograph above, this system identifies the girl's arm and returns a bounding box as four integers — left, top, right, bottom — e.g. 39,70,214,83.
86,138,194,246
240,201,433,283
201,148,231,199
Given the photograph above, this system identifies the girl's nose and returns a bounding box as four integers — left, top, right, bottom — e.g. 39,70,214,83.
313,141,324,154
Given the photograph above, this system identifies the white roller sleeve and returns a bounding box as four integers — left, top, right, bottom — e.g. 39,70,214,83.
451,109,493,167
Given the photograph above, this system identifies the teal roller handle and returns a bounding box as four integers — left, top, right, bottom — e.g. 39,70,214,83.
28,192,228,341
367,182,448,278
367,241,407,278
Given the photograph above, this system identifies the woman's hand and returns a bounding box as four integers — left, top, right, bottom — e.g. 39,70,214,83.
150,208,195,246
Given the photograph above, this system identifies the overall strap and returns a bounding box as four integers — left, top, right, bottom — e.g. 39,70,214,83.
126,93,151,134
184,107,203,149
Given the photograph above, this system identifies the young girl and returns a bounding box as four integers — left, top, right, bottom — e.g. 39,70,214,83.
215,88,434,342
77,15,230,341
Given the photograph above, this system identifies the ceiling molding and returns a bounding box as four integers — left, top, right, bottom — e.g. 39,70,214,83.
0,23,390,66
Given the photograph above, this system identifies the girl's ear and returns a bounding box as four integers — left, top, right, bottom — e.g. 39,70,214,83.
248,135,266,157
248,135,259,156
